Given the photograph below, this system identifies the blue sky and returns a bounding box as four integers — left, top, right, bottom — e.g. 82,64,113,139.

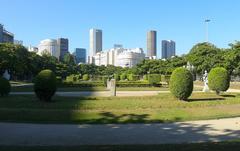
1,0,240,58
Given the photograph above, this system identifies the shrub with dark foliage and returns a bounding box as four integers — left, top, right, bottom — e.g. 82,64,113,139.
34,70,57,102
208,67,230,95
148,74,161,86
0,77,11,96
169,68,193,100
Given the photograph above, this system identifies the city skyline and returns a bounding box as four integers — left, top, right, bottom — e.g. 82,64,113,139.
1,0,240,58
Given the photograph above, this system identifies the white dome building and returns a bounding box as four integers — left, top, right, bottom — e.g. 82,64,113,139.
38,39,60,59
92,47,145,68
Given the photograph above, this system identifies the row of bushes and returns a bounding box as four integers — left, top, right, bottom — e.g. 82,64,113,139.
0,67,231,102
66,73,171,85
170,67,230,100
66,74,90,82
60,81,162,88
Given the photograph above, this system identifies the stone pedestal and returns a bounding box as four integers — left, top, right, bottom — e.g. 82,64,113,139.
203,84,210,92
110,79,116,96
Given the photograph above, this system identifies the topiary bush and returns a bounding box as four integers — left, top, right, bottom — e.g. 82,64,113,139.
169,68,193,100
148,74,161,86
34,69,57,102
82,74,90,81
0,77,11,96
120,73,127,81
143,75,148,81
208,67,230,95
127,74,139,81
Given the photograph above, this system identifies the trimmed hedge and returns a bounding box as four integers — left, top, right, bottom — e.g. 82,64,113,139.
127,74,139,81
208,67,230,95
161,75,171,84
102,76,109,87
148,74,161,86
66,74,81,82
34,69,57,102
60,81,162,88
82,74,90,81
120,73,127,80
0,77,11,96
143,75,148,80
169,68,193,100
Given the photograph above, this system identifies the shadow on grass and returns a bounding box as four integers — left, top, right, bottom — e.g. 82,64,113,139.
220,95,236,98
187,98,225,102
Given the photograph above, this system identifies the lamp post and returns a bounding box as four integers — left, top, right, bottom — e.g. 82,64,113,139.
205,19,211,43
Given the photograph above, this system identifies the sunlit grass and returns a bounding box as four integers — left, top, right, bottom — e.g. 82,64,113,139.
0,93,240,124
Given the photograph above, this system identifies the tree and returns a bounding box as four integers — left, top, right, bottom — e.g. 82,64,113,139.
63,53,75,65
187,42,224,74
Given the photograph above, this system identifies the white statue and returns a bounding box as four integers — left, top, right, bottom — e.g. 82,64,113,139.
202,70,209,92
2,70,10,80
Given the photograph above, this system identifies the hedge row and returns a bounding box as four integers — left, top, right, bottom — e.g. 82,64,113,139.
60,81,162,88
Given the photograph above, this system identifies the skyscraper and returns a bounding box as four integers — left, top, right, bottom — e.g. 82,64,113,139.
0,24,14,43
147,30,157,58
162,40,176,59
57,38,69,61
72,48,86,64
89,29,102,63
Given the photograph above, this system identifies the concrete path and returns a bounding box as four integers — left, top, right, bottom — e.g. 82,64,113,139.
10,91,170,97
0,117,240,146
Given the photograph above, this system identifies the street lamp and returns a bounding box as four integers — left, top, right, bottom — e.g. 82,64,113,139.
205,19,211,43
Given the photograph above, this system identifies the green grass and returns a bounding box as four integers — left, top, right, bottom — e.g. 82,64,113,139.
1,93,240,124
1,141,240,151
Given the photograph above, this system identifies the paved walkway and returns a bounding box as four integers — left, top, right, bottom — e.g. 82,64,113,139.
10,91,191,97
0,117,240,146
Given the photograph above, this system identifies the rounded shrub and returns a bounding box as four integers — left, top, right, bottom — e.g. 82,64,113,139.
120,73,127,80
169,68,193,100
34,69,57,102
82,74,90,81
208,67,230,95
0,77,11,96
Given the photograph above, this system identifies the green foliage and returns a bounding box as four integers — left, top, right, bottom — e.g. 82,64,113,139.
148,74,161,86
169,68,193,100
120,73,127,80
102,76,108,87
127,74,139,81
0,77,11,96
82,74,90,81
117,81,153,87
66,74,81,82
63,53,75,65
208,67,230,94
187,42,225,74
143,75,148,80
62,81,104,87
114,73,120,81
34,70,57,102
161,75,171,84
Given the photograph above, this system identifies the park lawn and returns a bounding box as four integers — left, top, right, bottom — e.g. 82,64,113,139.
1,140,240,151
0,93,240,124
